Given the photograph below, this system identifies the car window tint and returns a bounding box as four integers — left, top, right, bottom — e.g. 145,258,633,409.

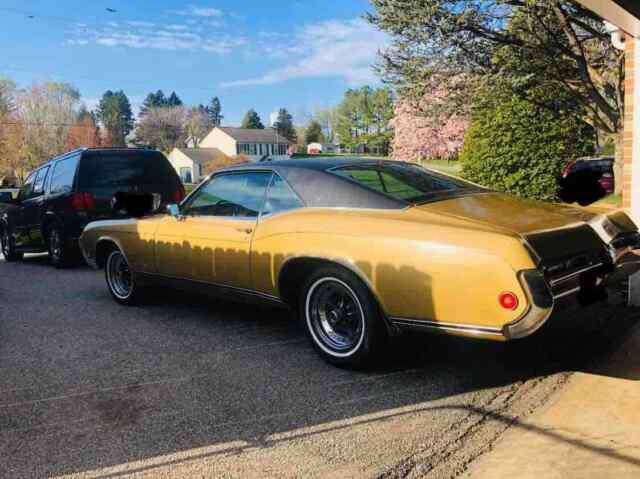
332,163,478,204
78,152,178,189
32,166,50,196
184,172,272,217
50,155,80,194
263,174,303,215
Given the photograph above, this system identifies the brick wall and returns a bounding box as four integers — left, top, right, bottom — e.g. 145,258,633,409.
623,36,635,208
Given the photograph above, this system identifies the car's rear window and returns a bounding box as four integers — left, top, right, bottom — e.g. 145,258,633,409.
78,152,178,189
330,163,483,204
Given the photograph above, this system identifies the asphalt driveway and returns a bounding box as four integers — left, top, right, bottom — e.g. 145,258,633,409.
1,254,638,478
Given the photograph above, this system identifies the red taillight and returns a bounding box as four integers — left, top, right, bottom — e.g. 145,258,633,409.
499,292,519,311
71,192,96,211
174,185,186,204
561,160,576,178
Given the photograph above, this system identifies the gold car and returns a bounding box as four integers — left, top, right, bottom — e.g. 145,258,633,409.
79,159,640,367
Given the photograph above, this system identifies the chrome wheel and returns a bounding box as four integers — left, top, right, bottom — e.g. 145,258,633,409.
306,277,365,356
106,251,132,300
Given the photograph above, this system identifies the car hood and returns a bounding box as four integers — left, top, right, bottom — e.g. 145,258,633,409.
414,192,596,235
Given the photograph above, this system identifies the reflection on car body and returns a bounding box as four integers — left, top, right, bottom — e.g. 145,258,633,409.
79,158,640,368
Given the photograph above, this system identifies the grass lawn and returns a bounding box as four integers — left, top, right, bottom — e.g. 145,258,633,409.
592,193,622,209
417,159,463,177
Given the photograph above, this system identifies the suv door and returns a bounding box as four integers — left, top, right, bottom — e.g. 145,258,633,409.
156,171,272,288
16,167,49,250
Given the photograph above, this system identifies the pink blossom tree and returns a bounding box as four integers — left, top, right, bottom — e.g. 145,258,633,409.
390,79,471,162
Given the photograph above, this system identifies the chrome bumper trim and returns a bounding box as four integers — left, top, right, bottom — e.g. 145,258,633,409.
390,317,503,338
503,270,554,340
548,263,605,286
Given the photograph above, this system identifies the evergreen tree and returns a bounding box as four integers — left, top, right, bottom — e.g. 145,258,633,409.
140,90,166,117
305,120,324,144
240,109,264,129
96,90,134,147
208,96,223,127
167,91,183,107
273,108,296,142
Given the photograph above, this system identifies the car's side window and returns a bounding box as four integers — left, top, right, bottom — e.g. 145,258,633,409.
49,155,80,195
32,166,50,196
182,171,272,218
262,174,303,216
18,172,36,200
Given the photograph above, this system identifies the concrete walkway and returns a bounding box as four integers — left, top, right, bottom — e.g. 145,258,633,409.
464,322,640,479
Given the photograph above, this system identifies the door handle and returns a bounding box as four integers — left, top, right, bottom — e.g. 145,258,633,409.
237,227,253,234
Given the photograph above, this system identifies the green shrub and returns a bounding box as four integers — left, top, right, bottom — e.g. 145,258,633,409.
460,93,595,201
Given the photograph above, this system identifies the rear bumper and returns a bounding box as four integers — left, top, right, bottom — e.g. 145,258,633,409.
504,251,640,340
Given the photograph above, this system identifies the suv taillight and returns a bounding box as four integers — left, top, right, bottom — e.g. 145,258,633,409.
71,192,96,211
561,160,577,178
174,185,186,204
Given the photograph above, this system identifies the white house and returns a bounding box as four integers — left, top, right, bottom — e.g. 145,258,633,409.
167,148,222,184
167,127,294,183
200,127,293,162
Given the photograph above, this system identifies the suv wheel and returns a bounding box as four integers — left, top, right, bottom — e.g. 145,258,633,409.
48,225,70,269
105,249,144,305
300,266,386,369
1,228,23,262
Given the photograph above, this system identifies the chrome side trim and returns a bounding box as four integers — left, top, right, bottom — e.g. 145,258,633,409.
389,317,504,338
137,272,286,305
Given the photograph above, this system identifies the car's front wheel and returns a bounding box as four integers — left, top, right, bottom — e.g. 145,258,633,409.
300,266,386,368
105,249,144,305
1,227,23,262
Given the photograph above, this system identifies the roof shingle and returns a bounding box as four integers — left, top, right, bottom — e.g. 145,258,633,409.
218,127,293,144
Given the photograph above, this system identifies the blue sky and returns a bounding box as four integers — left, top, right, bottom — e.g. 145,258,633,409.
0,1,388,125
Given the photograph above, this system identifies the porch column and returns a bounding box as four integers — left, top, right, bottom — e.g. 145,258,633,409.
627,35,640,221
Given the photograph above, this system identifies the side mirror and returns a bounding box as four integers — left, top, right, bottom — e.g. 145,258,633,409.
167,204,181,217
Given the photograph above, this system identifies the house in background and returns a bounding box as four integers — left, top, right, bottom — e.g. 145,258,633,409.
167,127,294,183
200,127,293,162
167,148,222,184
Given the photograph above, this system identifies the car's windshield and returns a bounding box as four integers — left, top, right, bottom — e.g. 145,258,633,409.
330,163,484,204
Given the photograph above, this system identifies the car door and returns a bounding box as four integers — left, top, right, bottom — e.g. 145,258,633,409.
12,171,39,249
20,165,51,249
157,171,272,289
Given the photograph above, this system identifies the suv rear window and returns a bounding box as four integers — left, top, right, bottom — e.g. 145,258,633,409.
78,151,178,189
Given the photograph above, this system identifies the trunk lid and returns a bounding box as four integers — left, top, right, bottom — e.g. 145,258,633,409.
414,192,591,235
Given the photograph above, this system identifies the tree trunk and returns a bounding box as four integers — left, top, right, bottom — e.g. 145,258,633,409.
614,133,624,196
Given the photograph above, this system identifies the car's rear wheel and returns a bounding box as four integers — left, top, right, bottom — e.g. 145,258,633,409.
300,266,386,368
105,249,143,305
47,225,71,269
1,227,23,262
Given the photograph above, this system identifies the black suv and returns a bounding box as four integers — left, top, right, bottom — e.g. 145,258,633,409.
0,148,184,267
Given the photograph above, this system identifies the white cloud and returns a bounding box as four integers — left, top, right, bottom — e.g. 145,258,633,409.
68,20,242,54
171,5,223,17
127,21,155,27
221,18,388,88
190,7,222,17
